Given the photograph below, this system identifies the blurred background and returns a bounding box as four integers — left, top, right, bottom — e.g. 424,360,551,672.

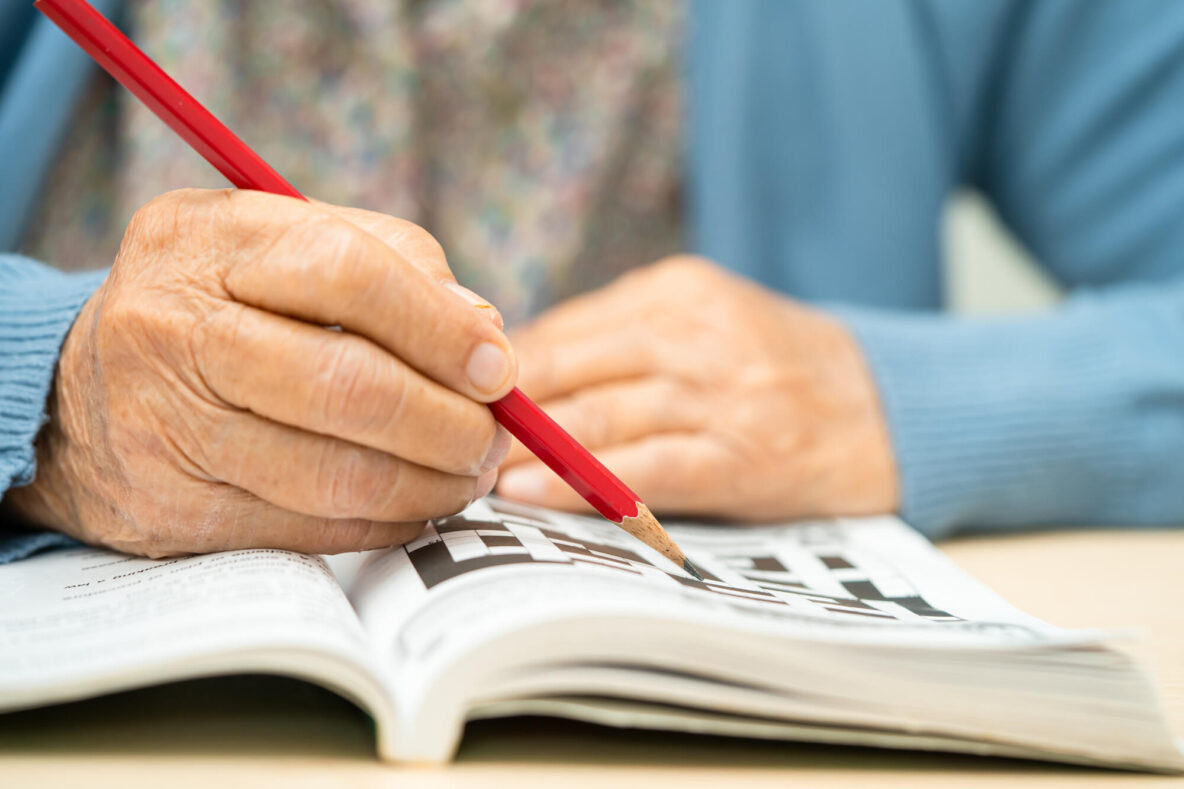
945,192,1060,317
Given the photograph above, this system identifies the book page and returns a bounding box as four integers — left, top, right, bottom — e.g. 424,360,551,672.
0,544,378,712
342,500,1178,767
348,498,1090,672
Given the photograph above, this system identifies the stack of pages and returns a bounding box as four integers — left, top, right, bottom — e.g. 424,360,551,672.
1,498,1180,771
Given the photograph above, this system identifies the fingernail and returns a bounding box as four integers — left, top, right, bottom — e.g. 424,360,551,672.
479,425,512,473
472,468,498,503
445,282,501,326
497,469,547,502
445,281,489,308
466,341,512,394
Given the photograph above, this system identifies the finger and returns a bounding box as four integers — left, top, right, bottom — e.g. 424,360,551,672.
496,433,737,516
177,489,430,555
440,281,505,330
204,190,515,400
502,378,707,468
193,302,509,476
505,256,720,351
512,326,654,402
198,408,495,523
317,203,454,282
317,203,504,329
509,279,637,347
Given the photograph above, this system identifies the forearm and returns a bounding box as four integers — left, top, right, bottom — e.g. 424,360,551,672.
840,281,1184,538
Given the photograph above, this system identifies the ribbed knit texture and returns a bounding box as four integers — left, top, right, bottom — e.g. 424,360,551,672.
0,529,77,564
693,1,1184,538
842,284,1184,538
0,255,105,561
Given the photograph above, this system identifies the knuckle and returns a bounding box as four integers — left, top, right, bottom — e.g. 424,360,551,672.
393,220,446,260
187,301,239,374
124,189,207,248
365,216,449,274
393,473,470,521
377,468,455,522
387,521,428,547
121,202,166,257
446,403,499,474
649,445,688,490
317,519,426,554
649,255,722,288
514,362,550,403
316,446,393,516
433,480,475,519
260,215,372,292
656,254,715,274
317,220,372,284
97,292,185,364
97,290,144,335
314,340,387,428
393,384,497,475
471,407,501,466
652,375,687,410
322,208,449,275
568,394,611,447
128,189,184,228
320,518,381,553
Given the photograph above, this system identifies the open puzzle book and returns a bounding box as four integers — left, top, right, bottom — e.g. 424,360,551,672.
1,498,1180,771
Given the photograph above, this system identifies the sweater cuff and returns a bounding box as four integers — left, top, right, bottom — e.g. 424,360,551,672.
837,299,1166,539
0,255,106,495
0,530,80,563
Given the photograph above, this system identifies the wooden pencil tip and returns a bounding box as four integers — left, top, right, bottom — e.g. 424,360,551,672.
618,502,702,579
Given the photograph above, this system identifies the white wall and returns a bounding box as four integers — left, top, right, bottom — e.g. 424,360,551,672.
943,191,1062,315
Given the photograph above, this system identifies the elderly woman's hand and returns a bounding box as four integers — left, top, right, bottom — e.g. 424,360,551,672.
5,189,515,557
497,257,898,522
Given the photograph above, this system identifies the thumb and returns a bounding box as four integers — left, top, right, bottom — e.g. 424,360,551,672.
315,202,503,329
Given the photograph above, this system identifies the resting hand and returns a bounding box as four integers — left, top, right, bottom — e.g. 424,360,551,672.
6,189,515,556
497,257,897,521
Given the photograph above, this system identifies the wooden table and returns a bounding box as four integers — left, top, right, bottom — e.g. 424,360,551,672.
1,529,1181,788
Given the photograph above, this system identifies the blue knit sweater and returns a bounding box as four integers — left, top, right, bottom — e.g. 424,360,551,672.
3,0,1183,562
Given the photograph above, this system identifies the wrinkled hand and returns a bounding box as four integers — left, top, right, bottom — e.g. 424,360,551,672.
497,257,898,521
6,189,516,556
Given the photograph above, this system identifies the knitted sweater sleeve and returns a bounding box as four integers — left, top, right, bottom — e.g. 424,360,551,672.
0,255,106,562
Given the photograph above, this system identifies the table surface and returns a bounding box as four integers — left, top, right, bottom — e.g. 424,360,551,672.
1,528,1181,788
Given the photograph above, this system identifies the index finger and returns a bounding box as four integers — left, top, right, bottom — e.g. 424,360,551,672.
214,190,517,401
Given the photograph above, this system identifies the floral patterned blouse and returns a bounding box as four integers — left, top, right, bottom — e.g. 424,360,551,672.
24,0,685,327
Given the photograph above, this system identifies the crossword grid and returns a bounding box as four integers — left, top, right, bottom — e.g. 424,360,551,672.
404,506,961,623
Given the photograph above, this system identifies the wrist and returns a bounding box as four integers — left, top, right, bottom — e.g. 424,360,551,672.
796,306,901,517
5,296,100,538
4,371,79,535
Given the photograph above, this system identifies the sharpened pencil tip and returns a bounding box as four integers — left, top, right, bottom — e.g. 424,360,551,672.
683,558,705,581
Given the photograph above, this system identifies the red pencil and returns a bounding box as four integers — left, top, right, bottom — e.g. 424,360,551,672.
36,0,702,579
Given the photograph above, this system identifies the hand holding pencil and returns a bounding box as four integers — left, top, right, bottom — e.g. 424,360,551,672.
6,188,522,556
20,0,701,577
